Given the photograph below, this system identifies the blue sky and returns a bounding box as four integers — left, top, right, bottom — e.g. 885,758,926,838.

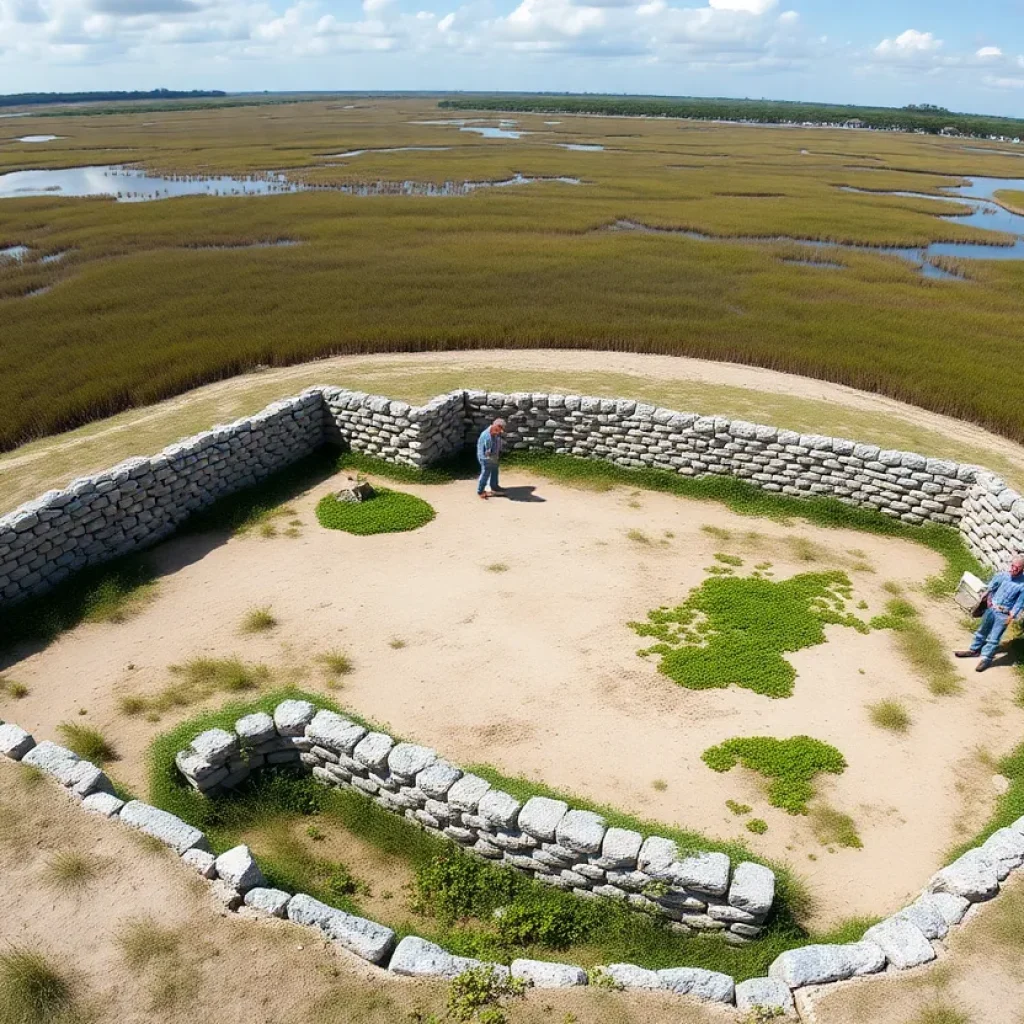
2,0,1024,116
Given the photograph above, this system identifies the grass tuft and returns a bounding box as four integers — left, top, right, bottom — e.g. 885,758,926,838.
240,606,277,633
118,657,269,717
56,722,117,763
868,699,912,733
318,650,353,678
810,805,863,849
486,562,510,573
0,947,74,1024
0,676,29,699
42,850,100,892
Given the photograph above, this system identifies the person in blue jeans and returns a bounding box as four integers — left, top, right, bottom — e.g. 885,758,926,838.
476,418,506,499
956,555,1024,672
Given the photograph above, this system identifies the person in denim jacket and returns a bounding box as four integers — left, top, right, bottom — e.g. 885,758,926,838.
476,419,506,499
956,555,1024,672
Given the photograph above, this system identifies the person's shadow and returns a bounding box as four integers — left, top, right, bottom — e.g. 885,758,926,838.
493,486,545,503
992,634,1024,670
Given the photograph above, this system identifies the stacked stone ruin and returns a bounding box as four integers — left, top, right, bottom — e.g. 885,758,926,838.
2,386,1023,611
4,706,1024,1018
174,699,776,943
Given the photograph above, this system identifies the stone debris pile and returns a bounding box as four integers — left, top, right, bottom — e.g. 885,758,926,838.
175,700,776,943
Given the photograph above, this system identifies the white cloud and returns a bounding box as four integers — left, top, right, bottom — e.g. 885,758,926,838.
977,45,1002,58
708,0,776,13
874,28,941,59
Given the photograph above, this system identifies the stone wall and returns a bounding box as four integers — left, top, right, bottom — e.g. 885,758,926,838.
3,385,1023,612
174,699,776,943
4,705,1024,1019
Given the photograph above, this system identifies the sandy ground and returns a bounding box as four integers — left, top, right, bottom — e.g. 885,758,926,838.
4,468,1022,929
5,348,1024,512
0,761,725,1024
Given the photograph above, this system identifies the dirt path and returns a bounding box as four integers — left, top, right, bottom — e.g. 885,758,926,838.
4,349,1024,514
5,468,1021,929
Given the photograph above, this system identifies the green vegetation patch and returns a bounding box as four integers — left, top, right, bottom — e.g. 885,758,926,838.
316,489,435,536
702,736,848,814
0,947,75,1024
631,570,868,698
56,722,117,764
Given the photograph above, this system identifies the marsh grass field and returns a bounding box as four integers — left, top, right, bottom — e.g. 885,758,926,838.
2,97,1024,453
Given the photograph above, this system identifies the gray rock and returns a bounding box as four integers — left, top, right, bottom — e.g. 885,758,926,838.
735,977,796,1015
287,892,395,964
518,796,569,842
597,827,643,869
894,899,950,940
181,848,217,878
119,801,209,854
769,942,885,988
210,879,243,911
1010,814,1024,837
235,712,276,746
0,723,35,760
244,887,292,918
324,912,396,964
917,891,970,927
929,849,1000,901
22,740,79,777
215,845,266,892
672,852,730,896
511,959,587,988
601,963,663,990
863,918,936,969
274,699,316,736
353,732,395,772
67,761,112,799
447,773,491,813
389,936,483,979
387,743,437,780
980,827,1024,879
307,710,367,755
728,862,776,916
656,966,735,1003
190,728,238,765
175,750,220,782
638,836,678,879
478,789,522,829
416,761,462,799
556,810,606,855
81,791,125,818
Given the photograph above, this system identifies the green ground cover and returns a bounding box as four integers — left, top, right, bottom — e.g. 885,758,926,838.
316,489,435,535
631,570,868,698
2,99,1024,451
702,737,848,814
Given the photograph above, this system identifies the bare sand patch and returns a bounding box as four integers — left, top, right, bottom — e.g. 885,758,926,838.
3,468,1022,929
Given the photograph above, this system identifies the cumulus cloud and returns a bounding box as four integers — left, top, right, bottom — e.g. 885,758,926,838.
874,28,941,59
977,45,1002,58
91,0,200,14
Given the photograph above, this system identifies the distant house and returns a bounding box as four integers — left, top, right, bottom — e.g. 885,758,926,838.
844,118,865,129
940,126,960,136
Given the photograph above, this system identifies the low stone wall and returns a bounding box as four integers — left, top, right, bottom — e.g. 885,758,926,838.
3,385,1023,612
174,698,776,943
4,708,1024,1019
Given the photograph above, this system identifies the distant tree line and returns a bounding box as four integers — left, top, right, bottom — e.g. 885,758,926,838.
0,89,226,109
439,94,1024,138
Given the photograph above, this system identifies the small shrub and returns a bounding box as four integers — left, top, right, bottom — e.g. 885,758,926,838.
726,800,752,815
651,778,668,792
447,966,526,1024
588,967,624,991
0,947,74,1024
116,918,182,968
701,525,732,540
485,563,509,573
316,489,435,535
626,529,651,545
714,552,744,567
746,818,769,834
703,736,848,814
389,638,407,650
240,606,277,633
869,700,912,733
42,850,99,891
57,722,117,763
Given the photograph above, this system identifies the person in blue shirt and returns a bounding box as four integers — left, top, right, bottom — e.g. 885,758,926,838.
956,555,1024,672
476,418,506,499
